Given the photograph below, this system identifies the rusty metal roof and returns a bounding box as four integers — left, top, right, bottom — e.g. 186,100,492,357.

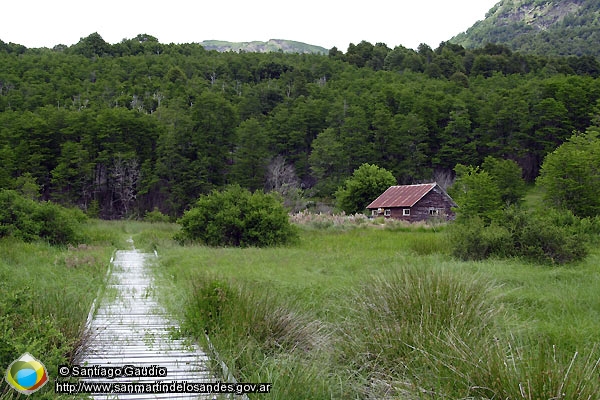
366,183,438,209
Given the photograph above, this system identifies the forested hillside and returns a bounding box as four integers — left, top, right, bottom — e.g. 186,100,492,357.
452,0,600,57
1,33,600,218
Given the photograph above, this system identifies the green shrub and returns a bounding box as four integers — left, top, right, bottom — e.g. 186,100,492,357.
449,207,589,264
35,202,81,245
0,189,85,245
176,185,298,247
449,217,513,260
144,207,171,223
518,210,588,264
579,215,600,239
481,156,526,205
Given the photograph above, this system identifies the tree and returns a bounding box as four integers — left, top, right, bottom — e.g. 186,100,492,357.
338,105,375,171
537,130,600,218
448,164,503,224
110,155,139,217
71,32,111,58
231,118,270,191
391,113,431,183
265,155,303,210
481,156,526,205
190,91,238,189
328,46,344,60
531,97,572,154
335,164,396,214
383,45,412,71
435,107,476,170
14,173,40,200
51,142,93,206
3,35,600,222
367,43,390,71
309,128,349,195
346,41,374,68
176,185,298,247
265,156,299,193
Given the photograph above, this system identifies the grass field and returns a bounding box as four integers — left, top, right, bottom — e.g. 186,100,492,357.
145,223,600,399
2,219,599,399
0,220,122,399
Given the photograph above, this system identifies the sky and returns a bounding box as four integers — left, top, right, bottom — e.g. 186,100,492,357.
1,0,499,51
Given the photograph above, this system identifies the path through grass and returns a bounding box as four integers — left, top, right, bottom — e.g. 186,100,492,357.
5,219,596,399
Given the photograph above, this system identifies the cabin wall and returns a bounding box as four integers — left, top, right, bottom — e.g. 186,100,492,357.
410,189,456,221
387,207,409,221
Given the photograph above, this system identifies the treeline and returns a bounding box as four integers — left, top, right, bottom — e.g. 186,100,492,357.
1,33,600,218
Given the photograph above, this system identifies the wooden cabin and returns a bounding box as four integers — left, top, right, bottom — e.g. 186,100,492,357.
366,183,456,222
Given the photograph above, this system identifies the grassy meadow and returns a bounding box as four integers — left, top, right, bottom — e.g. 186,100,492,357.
2,218,599,399
141,221,600,399
0,221,127,399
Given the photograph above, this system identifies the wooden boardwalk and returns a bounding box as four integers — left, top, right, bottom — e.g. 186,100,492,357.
78,246,217,399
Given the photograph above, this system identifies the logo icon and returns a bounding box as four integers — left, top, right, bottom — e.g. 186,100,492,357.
5,353,49,395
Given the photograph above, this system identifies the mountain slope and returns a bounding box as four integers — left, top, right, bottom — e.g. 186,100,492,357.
451,0,600,57
200,39,328,54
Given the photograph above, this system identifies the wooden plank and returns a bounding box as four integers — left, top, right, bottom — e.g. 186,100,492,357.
78,249,218,399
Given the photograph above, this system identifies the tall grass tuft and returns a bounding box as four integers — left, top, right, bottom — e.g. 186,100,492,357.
340,264,600,399
340,265,503,397
475,338,600,399
185,276,328,355
424,332,600,399
182,275,342,399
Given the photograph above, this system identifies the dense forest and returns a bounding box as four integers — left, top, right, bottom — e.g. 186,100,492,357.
1,33,600,218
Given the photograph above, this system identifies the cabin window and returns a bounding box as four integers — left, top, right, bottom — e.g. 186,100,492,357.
372,210,378,216
429,208,439,216
384,209,391,217
403,208,410,216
